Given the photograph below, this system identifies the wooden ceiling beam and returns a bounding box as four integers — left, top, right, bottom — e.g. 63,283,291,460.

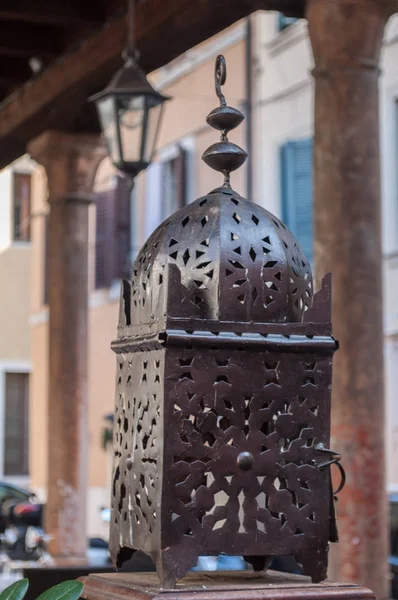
0,0,103,26
0,0,306,170
0,22,64,59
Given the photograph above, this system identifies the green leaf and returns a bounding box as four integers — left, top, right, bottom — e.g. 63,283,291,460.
35,581,83,600
0,579,29,600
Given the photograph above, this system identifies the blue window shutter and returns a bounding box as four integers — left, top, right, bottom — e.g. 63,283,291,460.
280,139,313,263
278,13,298,31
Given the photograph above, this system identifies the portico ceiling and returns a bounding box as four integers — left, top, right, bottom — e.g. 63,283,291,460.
0,0,305,170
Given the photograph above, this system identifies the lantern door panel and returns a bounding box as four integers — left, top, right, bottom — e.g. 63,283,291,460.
163,347,332,565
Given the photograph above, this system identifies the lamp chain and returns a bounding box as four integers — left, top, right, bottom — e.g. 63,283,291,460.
126,0,138,61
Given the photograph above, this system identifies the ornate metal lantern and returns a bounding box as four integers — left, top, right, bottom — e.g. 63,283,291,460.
110,56,344,588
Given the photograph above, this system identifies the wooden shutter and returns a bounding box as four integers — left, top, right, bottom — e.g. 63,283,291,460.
279,13,298,30
95,189,116,289
281,139,313,263
4,373,29,476
95,177,132,288
114,176,132,280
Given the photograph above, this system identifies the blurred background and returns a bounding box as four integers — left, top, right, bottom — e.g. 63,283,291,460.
0,4,398,598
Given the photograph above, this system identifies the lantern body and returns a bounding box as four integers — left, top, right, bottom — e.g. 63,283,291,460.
110,188,338,588
92,61,168,177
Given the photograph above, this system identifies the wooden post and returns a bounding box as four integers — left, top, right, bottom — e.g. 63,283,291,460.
307,1,391,598
28,132,105,560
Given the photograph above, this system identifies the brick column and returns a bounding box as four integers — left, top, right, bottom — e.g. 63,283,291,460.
28,132,105,560
307,1,391,598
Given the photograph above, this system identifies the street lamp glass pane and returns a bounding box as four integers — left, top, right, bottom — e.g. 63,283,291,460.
118,96,145,163
143,100,163,163
97,97,120,163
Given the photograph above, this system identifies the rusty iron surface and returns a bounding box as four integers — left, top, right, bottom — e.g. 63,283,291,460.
110,185,339,586
109,56,341,588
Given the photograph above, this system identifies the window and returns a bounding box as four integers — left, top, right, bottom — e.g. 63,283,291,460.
161,148,187,220
279,13,298,31
280,139,313,263
95,175,132,289
4,373,29,476
145,146,188,238
13,172,31,242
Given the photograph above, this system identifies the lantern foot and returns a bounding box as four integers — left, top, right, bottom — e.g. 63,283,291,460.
154,548,197,589
158,569,177,590
295,545,328,583
244,556,272,572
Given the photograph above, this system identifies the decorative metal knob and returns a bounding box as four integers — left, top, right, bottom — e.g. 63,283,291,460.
237,451,254,471
202,55,247,188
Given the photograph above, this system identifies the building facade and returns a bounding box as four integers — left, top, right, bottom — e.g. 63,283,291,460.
0,156,33,488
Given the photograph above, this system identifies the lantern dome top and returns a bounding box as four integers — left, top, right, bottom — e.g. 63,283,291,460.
120,55,313,333
124,186,313,331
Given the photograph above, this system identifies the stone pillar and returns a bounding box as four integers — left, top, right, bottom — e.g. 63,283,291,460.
307,2,391,598
28,132,105,560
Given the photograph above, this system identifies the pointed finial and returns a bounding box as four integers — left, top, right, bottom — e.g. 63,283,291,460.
215,54,227,107
202,55,247,188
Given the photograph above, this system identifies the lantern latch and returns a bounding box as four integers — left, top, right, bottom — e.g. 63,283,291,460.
315,443,346,497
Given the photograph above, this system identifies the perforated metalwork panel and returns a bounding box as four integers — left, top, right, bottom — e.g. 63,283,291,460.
110,187,338,588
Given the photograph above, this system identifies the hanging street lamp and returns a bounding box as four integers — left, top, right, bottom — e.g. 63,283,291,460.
90,0,170,178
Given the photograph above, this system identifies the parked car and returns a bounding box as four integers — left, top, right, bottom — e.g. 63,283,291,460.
0,482,36,505
0,482,38,532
